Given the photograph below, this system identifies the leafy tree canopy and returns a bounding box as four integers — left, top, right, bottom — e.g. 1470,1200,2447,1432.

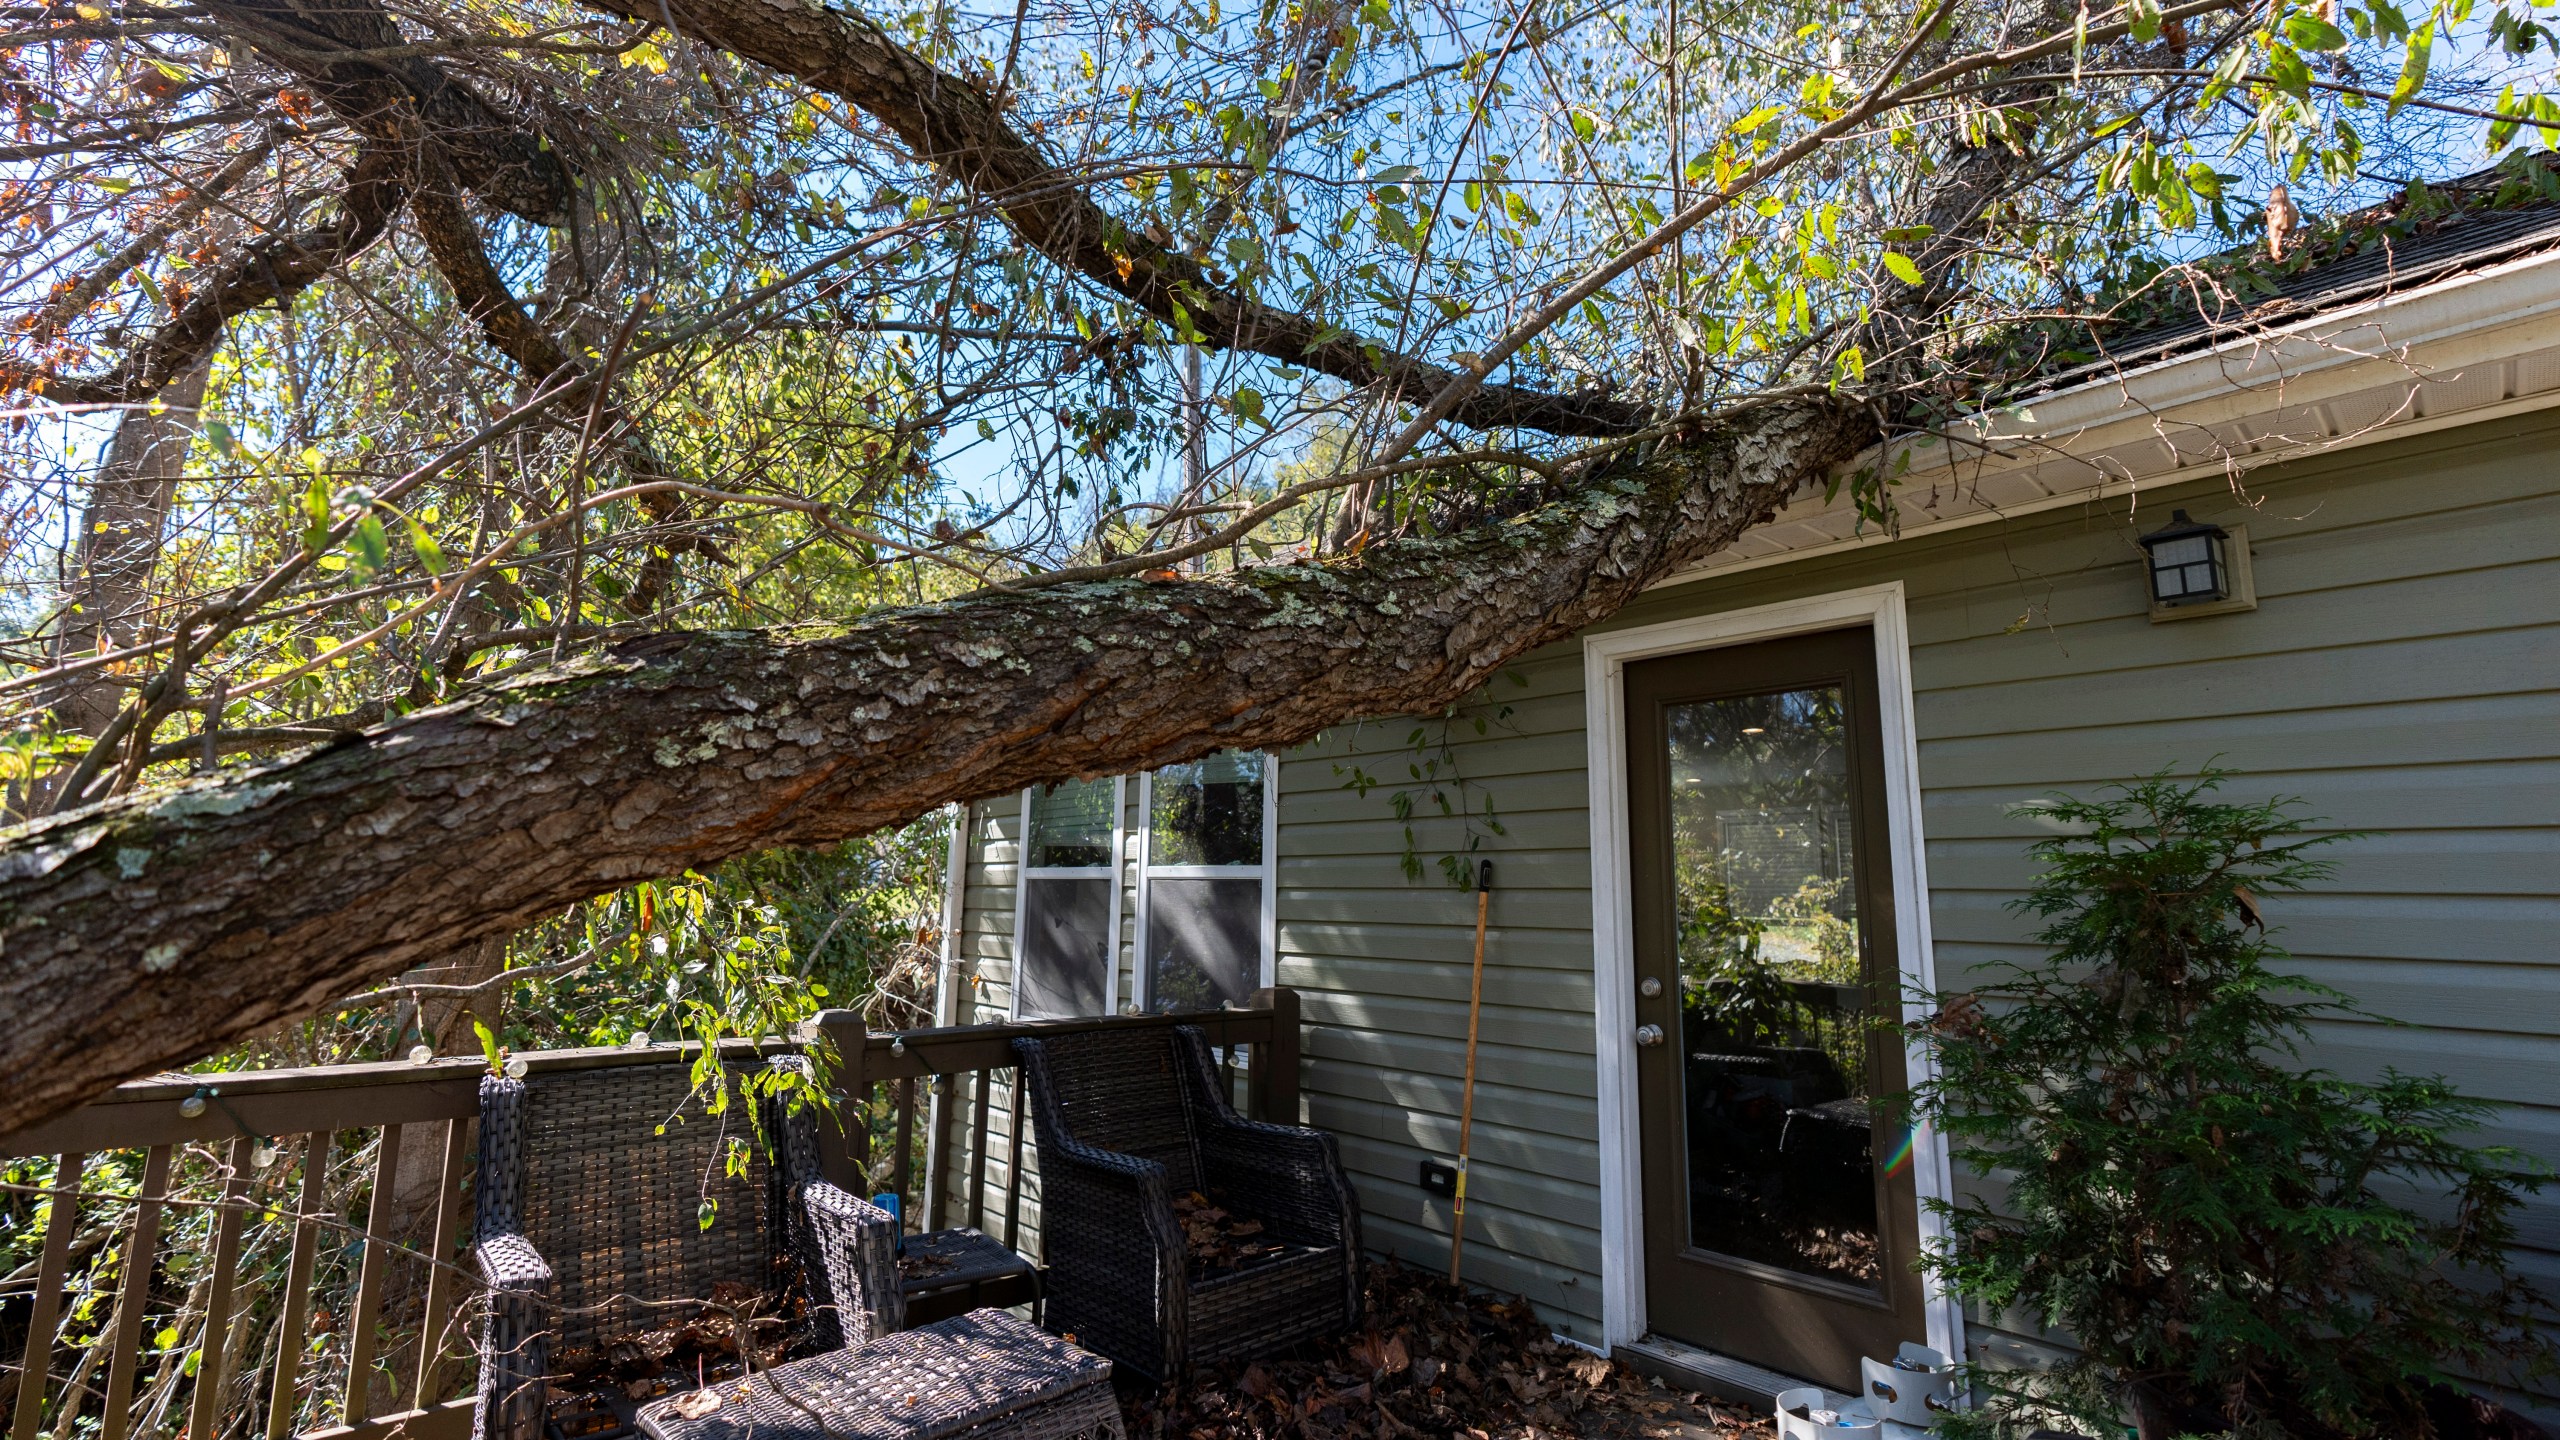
0,0,2555,1127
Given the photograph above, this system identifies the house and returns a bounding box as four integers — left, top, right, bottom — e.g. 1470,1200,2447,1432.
932,176,2560,1412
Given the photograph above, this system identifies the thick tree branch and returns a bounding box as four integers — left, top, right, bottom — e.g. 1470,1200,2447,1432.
30,147,406,405
0,395,1874,1136
586,0,1649,437
191,0,573,225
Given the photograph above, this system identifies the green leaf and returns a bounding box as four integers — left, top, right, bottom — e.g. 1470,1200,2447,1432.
299,478,331,556
1231,387,1266,426
2186,163,2224,199
351,515,389,580
406,518,445,576
473,1018,502,1075
2389,22,2433,114
2285,13,2350,50
1881,251,1925,285
2266,41,2313,97
1729,105,1782,135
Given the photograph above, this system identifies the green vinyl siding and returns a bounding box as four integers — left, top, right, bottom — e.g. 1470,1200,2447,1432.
1277,652,1607,1338
1587,409,2560,1394
943,406,2560,1381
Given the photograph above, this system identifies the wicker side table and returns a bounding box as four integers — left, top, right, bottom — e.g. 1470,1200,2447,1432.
634,1310,1122,1440
900,1229,1040,1327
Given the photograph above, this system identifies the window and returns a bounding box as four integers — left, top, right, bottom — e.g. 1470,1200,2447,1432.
996,754,1275,1020
1011,777,1123,1020
1138,752,1275,1013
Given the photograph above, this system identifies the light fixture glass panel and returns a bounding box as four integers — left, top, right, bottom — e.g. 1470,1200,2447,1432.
1147,876,1261,1012
2155,565,2188,598
2153,535,2209,566
1150,750,1266,866
1028,778,1114,868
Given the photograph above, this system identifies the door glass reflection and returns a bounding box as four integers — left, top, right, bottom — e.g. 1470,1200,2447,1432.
1664,685,1881,1289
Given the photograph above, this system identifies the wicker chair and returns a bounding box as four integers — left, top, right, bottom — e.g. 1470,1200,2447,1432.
471,1057,903,1440
1013,1026,1361,1378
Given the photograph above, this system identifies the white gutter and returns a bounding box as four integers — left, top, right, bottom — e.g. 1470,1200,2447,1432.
1659,243,2560,587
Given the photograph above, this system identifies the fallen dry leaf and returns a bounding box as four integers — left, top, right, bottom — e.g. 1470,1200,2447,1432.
1115,1257,1772,1439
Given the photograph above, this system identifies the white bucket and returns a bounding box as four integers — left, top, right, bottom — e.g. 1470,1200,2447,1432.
1856,1343,1960,1428
1774,1385,1883,1438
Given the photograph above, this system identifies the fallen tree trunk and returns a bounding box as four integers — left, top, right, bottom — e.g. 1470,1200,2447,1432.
0,396,1871,1137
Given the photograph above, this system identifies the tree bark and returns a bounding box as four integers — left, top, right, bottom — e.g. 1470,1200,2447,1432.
44,356,214,745
0,396,1873,1137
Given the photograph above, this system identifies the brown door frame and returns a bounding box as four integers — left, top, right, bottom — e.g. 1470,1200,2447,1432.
1583,588,1954,1378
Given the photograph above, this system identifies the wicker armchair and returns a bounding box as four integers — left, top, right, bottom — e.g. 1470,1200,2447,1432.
1013,1026,1360,1378
472,1057,904,1440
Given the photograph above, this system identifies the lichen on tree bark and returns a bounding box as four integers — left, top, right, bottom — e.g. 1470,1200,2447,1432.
0,396,1870,1137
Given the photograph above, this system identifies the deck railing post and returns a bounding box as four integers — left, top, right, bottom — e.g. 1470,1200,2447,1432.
806,1009,870,1195
1250,986,1302,1125
11,1150,88,1440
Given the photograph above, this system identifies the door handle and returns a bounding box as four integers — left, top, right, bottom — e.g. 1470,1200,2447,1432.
1634,1024,1666,1048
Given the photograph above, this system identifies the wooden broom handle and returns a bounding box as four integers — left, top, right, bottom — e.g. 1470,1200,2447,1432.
1451,860,1492,1282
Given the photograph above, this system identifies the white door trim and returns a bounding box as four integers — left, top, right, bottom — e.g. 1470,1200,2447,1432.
1580,580,1962,1362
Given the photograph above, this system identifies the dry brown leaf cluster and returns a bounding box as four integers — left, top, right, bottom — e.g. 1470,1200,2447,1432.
1175,1190,1288,1274
1116,1259,1772,1439
551,1282,795,1430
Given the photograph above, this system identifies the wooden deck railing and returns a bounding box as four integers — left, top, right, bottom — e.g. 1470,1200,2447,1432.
0,990,1303,1440
800,987,1303,1246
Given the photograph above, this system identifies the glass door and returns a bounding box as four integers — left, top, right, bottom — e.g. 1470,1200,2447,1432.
1625,626,1926,1385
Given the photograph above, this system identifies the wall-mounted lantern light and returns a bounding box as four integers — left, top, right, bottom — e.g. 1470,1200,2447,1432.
2139,509,2229,606
2136,508,2256,621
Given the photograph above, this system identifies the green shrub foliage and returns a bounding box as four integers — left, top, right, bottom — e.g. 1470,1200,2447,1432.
1914,771,2553,1439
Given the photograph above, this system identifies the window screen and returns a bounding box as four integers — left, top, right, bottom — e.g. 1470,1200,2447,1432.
1017,876,1112,1019
1017,777,1117,1018
1146,876,1262,1012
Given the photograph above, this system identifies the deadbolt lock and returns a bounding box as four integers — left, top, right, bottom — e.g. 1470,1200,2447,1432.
1634,1023,1666,1047
1638,977,1663,999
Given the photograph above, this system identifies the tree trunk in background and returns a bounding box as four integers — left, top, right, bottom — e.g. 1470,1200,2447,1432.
0,397,1876,1137
39,359,213,770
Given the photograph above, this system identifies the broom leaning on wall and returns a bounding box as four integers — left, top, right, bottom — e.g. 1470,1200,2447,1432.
1450,859,1492,1282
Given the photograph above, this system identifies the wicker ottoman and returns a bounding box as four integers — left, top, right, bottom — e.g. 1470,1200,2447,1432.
634,1310,1123,1440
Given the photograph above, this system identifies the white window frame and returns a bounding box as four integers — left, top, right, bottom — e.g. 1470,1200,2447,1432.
1008,775,1126,1020
1133,751,1278,1013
